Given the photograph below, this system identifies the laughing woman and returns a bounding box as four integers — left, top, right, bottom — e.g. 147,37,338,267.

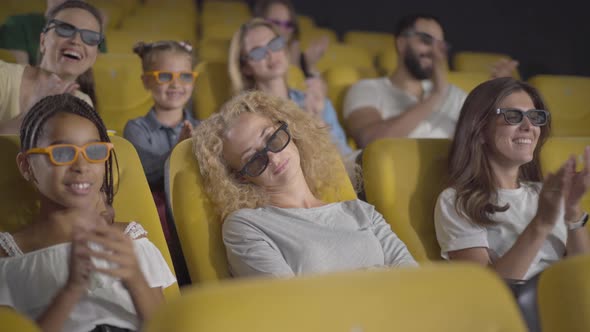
434,77,590,281
0,0,102,134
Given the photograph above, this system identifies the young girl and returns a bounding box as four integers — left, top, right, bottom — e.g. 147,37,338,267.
0,94,176,332
123,40,198,285
228,19,352,157
124,40,198,193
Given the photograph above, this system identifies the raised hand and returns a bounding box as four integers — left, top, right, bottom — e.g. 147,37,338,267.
490,58,519,79
177,120,194,143
563,147,590,220
536,158,572,228
431,40,449,95
304,35,330,67
303,77,326,121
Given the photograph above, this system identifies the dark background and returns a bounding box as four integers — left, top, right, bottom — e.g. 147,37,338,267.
289,0,589,79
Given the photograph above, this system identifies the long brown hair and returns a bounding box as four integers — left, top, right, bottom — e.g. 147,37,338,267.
449,77,551,225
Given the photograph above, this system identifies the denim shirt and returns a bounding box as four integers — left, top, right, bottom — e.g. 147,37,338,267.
288,89,352,155
123,108,199,189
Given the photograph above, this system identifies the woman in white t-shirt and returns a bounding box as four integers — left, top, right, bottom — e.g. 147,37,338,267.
0,94,176,332
434,77,590,281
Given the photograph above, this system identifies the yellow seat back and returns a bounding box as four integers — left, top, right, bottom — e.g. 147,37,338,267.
453,51,520,78
323,66,361,123
0,307,40,332
145,263,526,332
0,135,179,300
0,49,17,63
376,46,398,75
193,61,231,120
363,138,452,261
168,139,356,284
94,54,153,135
538,255,590,332
343,30,395,60
197,39,230,63
316,43,375,78
528,75,590,137
447,71,490,93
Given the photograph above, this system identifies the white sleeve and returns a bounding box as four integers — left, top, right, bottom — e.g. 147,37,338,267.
0,263,14,307
343,79,382,119
222,214,295,278
434,188,489,259
133,238,177,289
368,204,418,267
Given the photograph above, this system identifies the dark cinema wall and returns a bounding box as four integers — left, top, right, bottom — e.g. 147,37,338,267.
289,0,590,79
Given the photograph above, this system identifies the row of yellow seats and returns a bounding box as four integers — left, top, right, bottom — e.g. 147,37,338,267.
1,133,589,331
5,256,590,332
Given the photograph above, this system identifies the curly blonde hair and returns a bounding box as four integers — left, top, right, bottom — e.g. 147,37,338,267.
192,90,345,220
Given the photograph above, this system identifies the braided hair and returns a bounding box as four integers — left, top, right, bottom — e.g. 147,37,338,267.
20,94,118,205
132,40,195,71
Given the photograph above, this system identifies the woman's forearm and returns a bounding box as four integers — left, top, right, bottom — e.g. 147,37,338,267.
36,285,85,332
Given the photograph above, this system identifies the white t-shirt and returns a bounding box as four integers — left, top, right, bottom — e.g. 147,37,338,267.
0,222,176,332
343,77,466,138
434,183,567,280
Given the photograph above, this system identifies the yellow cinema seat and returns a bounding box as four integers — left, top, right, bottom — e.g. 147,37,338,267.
145,264,526,332
362,138,452,262
105,30,181,54
296,15,315,36
343,30,395,60
323,66,361,123
528,75,590,137
93,53,153,135
201,22,243,43
167,139,356,284
316,43,375,78
0,49,17,63
197,39,230,63
0,135,179,300
193,61,231,120
287,65,306,91
447,71,490,93
538,255,590,332
0,307,40,332
299,27,338,50
376,46,398,75
453,51,520,78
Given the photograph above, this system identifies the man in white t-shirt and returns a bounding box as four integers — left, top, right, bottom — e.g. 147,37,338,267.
343,14,466,147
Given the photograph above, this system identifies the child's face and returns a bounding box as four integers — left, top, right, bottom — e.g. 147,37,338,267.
20,113,106,210
143,51,194,112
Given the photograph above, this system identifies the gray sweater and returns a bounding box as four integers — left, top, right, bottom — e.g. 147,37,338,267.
223,199,417,278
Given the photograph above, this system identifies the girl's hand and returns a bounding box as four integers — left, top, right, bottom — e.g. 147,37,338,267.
304,36,329,66
86,224,145,286
66,228,93,293
564,147,590,220
177,120,194,144
536,158,572,229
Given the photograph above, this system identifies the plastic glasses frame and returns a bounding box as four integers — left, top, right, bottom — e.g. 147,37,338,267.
495,108,550,126
143,71,199,85
26,142,114,166
43,19,104,46
242,36,287,62
238,122,291,177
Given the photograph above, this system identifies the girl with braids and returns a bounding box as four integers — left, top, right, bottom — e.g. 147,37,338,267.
434,78,590,281
0,0,103,134
0,94,176,332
